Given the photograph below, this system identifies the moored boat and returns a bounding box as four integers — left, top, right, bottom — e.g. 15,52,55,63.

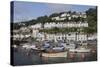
42,51,67,58
69,48,91,52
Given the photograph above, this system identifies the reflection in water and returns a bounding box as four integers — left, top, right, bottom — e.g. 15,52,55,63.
13,47,97,66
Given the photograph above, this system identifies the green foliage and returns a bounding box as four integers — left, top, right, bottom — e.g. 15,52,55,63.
12,23,22,30
49,13,60,18
13,7,97,34
83,27,96,34
86,7,97,33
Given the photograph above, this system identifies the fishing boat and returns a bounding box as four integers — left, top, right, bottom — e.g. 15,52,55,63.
41,46,68,58
42,51,67,58
40,41,69,58
69,48,91,53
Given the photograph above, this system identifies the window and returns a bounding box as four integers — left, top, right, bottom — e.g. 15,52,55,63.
68,34,71,36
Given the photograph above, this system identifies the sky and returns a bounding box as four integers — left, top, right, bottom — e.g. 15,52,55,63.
12,1,96,23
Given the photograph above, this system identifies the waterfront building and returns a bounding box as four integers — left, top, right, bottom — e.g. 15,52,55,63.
35,32,88,42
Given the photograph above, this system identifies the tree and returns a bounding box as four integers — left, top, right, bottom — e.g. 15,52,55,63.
49,13,60,18
86,7,97,33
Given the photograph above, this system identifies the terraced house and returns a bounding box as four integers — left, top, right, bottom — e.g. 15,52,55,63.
12,11,96,42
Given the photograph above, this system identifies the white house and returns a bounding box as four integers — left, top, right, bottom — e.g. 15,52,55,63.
51,16,60,20
76,34,87,41
51,16,66,21
51,12,86,21
30,23,42,29
72,15,79,18
35,32,88,42
44,22,88,29
88,33,97,40
31,29,39,38
60,13,67,17
80,13,87,18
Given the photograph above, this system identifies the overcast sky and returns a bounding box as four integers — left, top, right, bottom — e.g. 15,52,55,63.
12,1,96,23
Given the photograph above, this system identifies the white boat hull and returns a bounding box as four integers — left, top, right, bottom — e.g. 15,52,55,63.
42,51,67,58
69,49,91,52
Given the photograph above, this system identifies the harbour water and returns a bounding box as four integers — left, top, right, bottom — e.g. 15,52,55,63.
13,46,97,66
